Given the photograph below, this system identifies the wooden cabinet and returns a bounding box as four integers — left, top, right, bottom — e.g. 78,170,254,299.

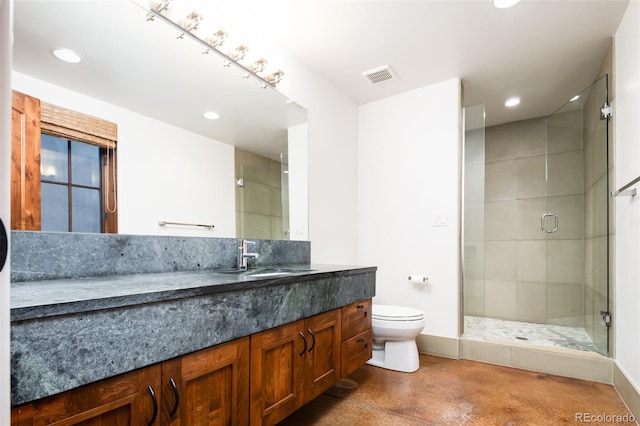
11,300,373,426
304,310,342,401
249,309,342,426
11,364,161,426
12,338,250,426
161,337,250,426
249,320,305,426
341,299,373,377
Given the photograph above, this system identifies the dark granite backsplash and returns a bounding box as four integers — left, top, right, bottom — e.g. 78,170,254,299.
10,231,311,282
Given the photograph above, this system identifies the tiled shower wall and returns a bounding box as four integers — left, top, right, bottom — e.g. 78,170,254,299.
478,113,586,326
235,148,289,240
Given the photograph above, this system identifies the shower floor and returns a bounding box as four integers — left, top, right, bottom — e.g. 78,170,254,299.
463,316,599,352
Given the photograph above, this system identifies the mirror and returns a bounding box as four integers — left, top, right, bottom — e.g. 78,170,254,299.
11,0,308,240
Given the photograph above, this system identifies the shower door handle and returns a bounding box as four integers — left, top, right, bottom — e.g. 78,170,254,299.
540,213,558,233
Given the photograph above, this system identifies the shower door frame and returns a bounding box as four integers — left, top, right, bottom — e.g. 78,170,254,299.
544,75,610,356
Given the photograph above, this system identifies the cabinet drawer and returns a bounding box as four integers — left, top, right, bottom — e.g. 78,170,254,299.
341,329,372,378
341,299,372,340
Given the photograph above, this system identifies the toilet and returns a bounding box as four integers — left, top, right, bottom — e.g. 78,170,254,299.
367,304,425,373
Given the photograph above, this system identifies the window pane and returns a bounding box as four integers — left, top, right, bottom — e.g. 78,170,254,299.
41,183,69,231
41,134,68,183
71,141,100,187
72,187,101,233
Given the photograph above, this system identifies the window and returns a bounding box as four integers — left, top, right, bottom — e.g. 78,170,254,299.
11,91,118,233
41,135,104,232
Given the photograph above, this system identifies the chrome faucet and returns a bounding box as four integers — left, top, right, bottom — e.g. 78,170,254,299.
238,239,259,270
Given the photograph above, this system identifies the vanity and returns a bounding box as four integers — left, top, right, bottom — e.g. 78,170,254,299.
9,232,376,425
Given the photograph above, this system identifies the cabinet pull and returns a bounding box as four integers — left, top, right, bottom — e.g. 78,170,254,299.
307,328,316,352
169,377,180,417
298,331,307,356
147,385,158,426
357,305,365,310
357,338,366,344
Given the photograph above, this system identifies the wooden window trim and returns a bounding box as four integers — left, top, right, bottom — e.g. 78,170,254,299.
11,91,42,231
40,102,117,149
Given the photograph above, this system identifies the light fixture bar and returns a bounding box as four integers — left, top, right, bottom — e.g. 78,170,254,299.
145,6,283,89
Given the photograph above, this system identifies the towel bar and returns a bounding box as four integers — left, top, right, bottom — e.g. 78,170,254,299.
158,221,215,230
611,175,640,197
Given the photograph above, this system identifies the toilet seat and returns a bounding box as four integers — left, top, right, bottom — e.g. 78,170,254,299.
373,304,424,321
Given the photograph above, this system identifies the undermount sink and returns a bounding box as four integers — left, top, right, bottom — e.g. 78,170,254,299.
216,267,316,277
247,267,316,277
246,271,293,278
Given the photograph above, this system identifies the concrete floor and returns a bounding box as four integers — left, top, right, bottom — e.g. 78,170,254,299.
279,354,636,425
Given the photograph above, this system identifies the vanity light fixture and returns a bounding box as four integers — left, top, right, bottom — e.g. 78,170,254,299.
204,29,228,49
505,96,521,107
146,0,284,88
265,70,284,86
152,0,172,13
228,44,249,62
203,111,220,120
493,0,521,9
179,10,203,32
249,58,268,74
51,47,83,64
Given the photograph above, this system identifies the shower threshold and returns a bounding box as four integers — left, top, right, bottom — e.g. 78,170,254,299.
463,316,600,353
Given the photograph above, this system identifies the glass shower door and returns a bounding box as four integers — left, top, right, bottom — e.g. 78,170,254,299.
462,104,486,339
544,75,609,355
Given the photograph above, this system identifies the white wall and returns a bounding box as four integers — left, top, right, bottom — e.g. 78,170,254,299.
0,1,12,423
277,60,360,264
358,79,462,338
12,72,236,238
288,123,309,241
614,0,640,395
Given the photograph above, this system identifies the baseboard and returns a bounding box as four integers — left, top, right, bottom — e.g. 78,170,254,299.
416,333,459,359
614,362,640,422
459,337,613,384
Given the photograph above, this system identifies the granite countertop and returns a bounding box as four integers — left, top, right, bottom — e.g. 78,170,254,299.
11,264,377,322
11,263,377,405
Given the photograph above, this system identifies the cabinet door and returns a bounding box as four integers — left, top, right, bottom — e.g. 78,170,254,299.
250,320,306,426
304,309,342,401
11,365,161,426
161,337,250,426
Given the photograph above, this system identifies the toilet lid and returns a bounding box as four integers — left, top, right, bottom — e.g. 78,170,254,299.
372,304,424,321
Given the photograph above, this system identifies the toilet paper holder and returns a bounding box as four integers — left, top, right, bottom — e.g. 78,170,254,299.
408,275,428,283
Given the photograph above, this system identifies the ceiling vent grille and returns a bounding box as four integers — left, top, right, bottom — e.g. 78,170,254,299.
362,65,396,85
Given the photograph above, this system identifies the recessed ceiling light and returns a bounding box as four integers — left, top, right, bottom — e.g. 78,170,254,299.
505,97,521,107
203,111,220,120
51,48,83,64
493,0,522,9
570,95,580,102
